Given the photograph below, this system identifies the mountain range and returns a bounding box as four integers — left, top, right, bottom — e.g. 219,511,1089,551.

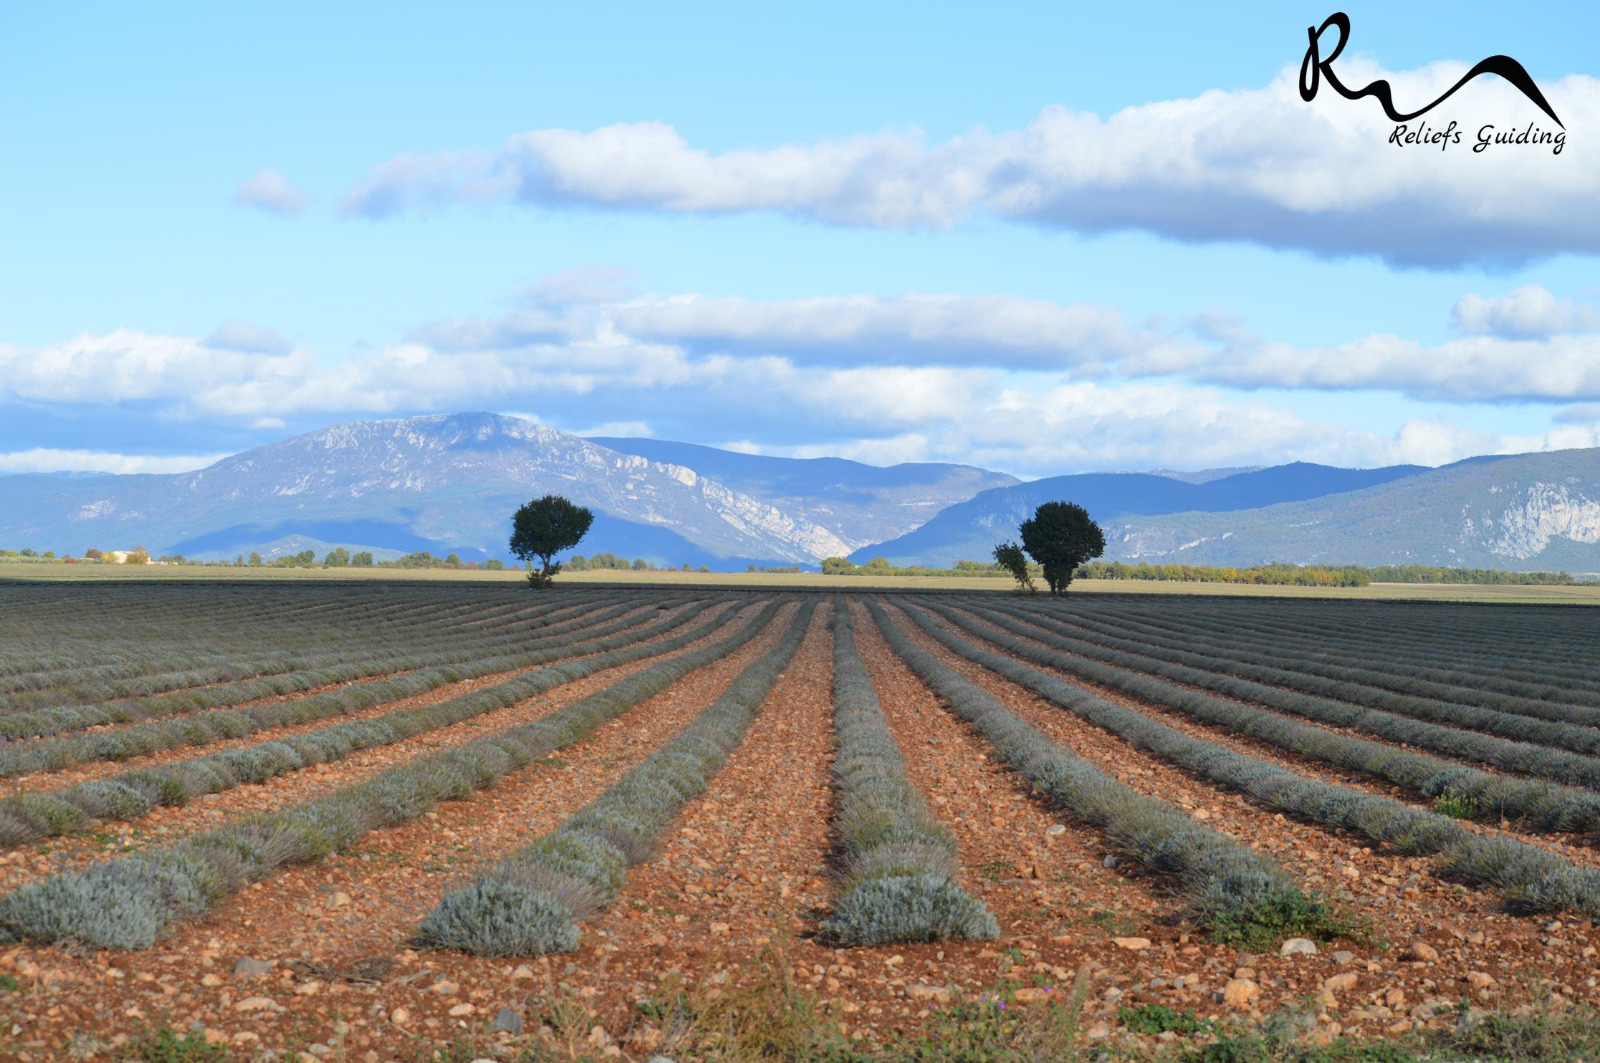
587,436,1017,549
4,413,1600,572
0,414,1012,567
856,453,1600,572
852,462,1428,566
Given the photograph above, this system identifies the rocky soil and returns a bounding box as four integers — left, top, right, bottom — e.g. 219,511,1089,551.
1,594,1596,1061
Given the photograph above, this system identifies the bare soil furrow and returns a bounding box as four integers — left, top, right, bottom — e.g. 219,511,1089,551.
949,609,1600,874
0,602,800,1057
567,602,838,1036
6,590,1600,1062
851,598,1168,920
5,603,699,797
0,601,759,888
886,603,1600,1029
2,600,666,754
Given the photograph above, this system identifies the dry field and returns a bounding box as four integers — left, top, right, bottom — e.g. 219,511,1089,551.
9,561,1600,604
3,582,1600,1062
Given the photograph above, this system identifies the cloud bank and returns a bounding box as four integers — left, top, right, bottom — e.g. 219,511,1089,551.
342,60,1596,266
416,284,1600,403
0,449,231,475
7,283,1600,476
1452,284,1599,338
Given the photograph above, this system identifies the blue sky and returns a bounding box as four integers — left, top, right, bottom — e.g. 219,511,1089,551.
3,2,1599,477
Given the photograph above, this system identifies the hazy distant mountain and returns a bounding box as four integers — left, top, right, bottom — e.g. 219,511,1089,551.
1108,449,1600,570
0,414,1007,566
1130,466,1265,485
588,436,1017,551
11,414,1600,573
850,461,1430,567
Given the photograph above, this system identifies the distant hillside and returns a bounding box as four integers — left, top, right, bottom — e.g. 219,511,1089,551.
851,461,1430,567
0,414,1008,567
588,436,1017,551
1119,466,1264,484
12,414,1600,574
1110,449,1600,570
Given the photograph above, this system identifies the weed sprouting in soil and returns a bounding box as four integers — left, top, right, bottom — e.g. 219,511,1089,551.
630,932,1096,1063
123,1027,234,1062
1081,908,1142,936
1429,1000,1600,1061
1183,1034,1419,1063
1174,999,1600,1063
1433,788,1479,820
1203,889,1368,953
1118,1002,1218,1036
686,940,840,1060
890,970,1092,1062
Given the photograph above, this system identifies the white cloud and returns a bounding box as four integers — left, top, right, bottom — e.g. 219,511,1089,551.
15,282,1600,435
338,148,499,218
606,294,1197,371
0,449,229,475
0,322,1319,474
1383,419,1600,467
524,266,641,307
946,380,1343,474
1195,332,1600,402
415,292,1196,371
0,327,676,419
205,320,292,354
232,168,309,216
1452,284,1599,338
761,433,937,467
410,307,577,351
0,329,313,409
1555,404,1600,425
340,60,1597,265
344,122,989,227
410,287,1600,403
14,283,1600,478
576,420,654,438
682,379,1583,475
737,390,1600,476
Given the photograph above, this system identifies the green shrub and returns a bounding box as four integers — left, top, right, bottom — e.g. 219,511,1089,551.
415,876,581,956
1431,1003,1600,1062
70,780,154,820
1203,888,1358,952
819,874,999,947
1118,1003,1215,1035
1434,788,1479,819
518,832,630,895
0,867,174,949
9,794,89,834
121,770,195,806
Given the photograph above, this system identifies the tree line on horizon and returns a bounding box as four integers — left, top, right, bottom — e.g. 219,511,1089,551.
1,492,1587,589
